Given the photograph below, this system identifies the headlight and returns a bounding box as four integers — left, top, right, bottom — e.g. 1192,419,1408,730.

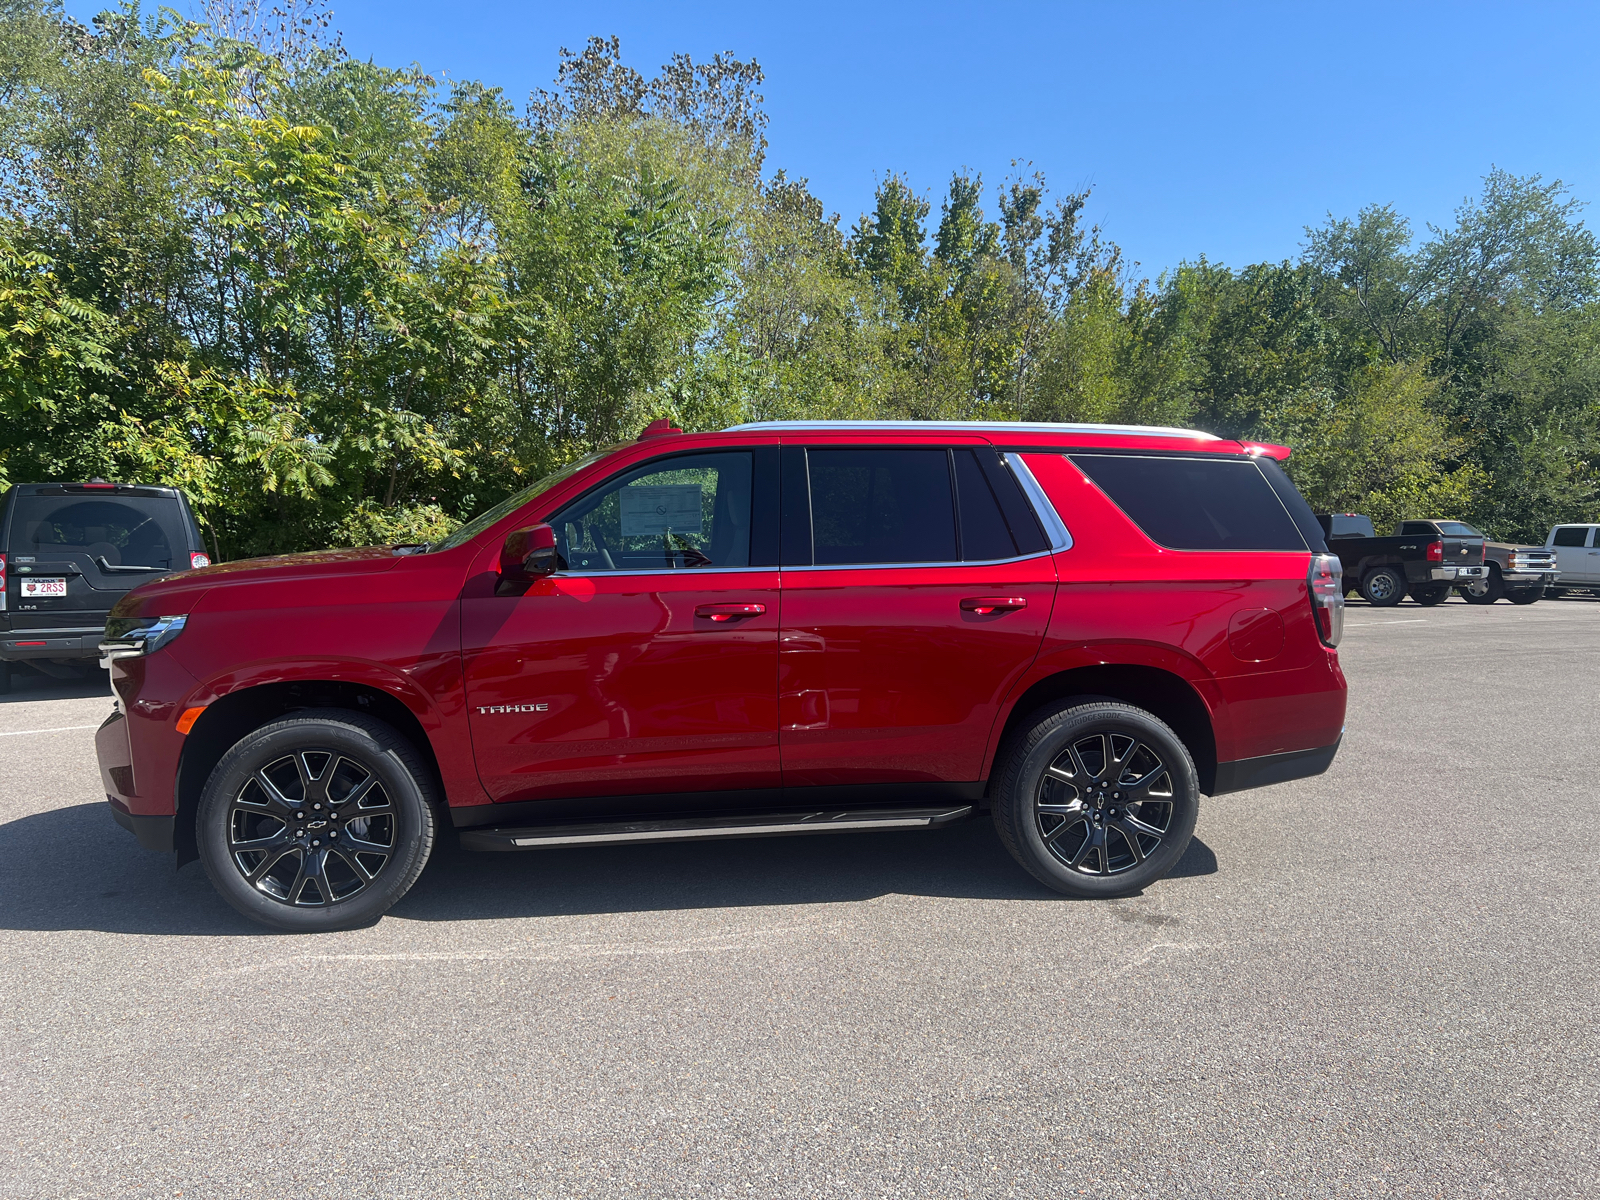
100,614,188,664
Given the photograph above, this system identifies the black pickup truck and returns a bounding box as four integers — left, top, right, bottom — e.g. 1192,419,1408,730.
1316,513,1488,606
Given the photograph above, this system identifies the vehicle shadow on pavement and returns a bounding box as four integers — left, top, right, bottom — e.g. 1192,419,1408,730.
0,802,1219,935
0,671,108,703
392,821,1221,925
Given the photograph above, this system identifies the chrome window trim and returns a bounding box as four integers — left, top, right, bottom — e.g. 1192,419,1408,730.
546,565,777,578
1003,453,1073,552
779,550,1056,574
722,419,1219,440
549,551,1057,578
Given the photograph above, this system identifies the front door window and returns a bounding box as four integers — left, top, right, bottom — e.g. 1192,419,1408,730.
554,452,757,572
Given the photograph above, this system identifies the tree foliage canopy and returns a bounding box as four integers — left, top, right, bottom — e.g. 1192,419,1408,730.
0,1,1594,553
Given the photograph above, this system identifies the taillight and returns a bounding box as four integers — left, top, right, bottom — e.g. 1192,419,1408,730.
0,552,7,613
189,551,211,569
1426,540,1443,563
1308,553,1344,648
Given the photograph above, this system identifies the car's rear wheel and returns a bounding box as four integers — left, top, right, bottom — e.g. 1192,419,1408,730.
196,709,436,932
1360,566,1406,606
1409,583,1451,606
992,701,1199,899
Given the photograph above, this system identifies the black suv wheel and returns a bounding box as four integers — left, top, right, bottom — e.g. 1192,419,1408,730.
196,709,436,932
993,701,1199,898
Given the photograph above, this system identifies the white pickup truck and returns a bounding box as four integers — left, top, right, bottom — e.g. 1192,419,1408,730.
1546,524,1600,595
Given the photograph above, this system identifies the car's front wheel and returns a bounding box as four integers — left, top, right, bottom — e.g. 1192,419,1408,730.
992,701,1199,898
196,709,437,932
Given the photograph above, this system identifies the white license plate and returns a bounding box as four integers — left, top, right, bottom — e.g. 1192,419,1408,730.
20,577,68,598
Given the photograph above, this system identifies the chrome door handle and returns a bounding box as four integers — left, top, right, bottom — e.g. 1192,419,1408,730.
694,602,766,622
960,596,1027,614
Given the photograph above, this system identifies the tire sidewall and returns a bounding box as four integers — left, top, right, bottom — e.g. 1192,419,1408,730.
1362,567,1405,606
996,702,1200,898
197,712,435,932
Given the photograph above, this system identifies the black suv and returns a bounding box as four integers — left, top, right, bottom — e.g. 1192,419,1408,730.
0,481,209,690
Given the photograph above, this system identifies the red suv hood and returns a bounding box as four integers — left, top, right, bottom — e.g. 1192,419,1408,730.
108,546,404,619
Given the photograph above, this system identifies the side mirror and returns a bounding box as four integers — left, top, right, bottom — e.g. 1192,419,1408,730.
498,524,560,586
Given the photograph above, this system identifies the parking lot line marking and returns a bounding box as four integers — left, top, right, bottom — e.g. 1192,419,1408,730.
1345,619,1429,627
0,724,101,737
201,926,826,981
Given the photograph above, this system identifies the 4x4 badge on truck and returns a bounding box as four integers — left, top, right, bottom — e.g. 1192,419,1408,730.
476,703,550,714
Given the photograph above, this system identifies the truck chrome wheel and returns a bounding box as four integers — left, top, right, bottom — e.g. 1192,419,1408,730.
197,710,436,932
1035,732,1174,875
229,750,396,906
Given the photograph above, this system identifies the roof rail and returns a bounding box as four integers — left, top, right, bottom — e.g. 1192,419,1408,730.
720,420,1220,440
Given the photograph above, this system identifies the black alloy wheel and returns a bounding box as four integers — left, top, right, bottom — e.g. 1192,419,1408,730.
993,700,1199,898
1410,583,1452,606
1035,732,1176,875
197,709,436,931
1360,567,1406,607
228,749,396,906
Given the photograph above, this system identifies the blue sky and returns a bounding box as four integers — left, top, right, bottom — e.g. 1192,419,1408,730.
68,1,1600,279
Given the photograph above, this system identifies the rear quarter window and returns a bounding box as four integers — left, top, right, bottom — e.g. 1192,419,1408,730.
1069,454,1307,551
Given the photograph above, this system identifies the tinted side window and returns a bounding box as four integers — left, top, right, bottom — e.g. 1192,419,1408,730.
1322,513,1375,539
954,450,1017,561
1552,527,1587,547
1256,458,1327,552
808,448,957,565
1070,454,1306,551
1399,522,1432,535
551,451,754,571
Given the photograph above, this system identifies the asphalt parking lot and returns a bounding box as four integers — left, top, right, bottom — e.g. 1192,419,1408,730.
2,595,1597,1199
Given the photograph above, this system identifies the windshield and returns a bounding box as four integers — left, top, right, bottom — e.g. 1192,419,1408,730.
1437,521,1483,537
427,449,615,552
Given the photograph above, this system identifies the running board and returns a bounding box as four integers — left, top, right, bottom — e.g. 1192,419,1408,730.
458,806,974,852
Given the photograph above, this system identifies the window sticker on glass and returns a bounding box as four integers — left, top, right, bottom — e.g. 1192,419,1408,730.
621,485,704,536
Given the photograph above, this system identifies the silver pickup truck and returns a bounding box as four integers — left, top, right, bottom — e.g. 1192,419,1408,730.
1545,524,1600,597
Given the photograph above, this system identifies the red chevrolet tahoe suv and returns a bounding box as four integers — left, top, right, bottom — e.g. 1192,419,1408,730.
96,421,1348,931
